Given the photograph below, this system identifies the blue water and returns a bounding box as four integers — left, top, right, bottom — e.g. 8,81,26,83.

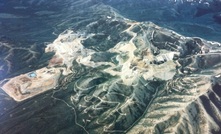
0,0,220,80
0,0,221,134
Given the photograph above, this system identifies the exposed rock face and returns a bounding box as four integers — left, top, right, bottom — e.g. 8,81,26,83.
3,17,221,133
0,1,221,134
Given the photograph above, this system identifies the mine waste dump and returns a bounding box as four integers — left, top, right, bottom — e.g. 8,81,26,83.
0,0,221,134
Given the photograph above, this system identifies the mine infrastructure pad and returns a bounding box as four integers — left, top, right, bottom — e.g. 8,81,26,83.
1,67,61,102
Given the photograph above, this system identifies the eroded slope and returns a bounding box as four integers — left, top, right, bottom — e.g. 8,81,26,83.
1,5,221,134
